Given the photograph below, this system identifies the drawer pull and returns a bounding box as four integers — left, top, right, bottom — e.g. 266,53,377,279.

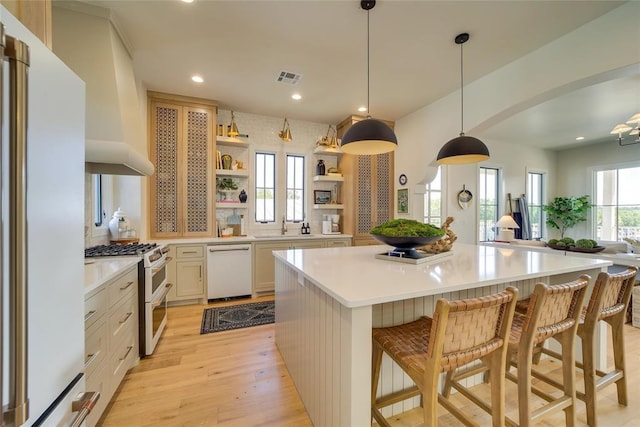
120,346,133,361
70,391,101,427
85,352,99,367
84,310,97,322
182,250,198,254
120,281,134,290
119,312,133,324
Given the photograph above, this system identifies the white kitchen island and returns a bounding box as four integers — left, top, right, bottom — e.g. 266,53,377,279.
273,243,612,427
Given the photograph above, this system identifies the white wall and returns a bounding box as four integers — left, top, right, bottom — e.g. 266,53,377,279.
394,1,637,243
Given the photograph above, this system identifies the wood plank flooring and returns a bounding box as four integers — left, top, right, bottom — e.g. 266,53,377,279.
99,297,640,426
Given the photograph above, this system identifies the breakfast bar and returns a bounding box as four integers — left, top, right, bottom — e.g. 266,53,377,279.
273,243,612,427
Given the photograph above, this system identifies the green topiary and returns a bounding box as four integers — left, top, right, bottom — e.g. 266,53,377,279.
575,239,595,249
542,196,592,239
560,237,575,246
370,219,445,237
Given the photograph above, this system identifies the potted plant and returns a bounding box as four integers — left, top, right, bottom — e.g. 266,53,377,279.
542,195,592,239
216,177,238,200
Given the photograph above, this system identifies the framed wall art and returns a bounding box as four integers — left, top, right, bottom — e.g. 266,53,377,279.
314,190,332,204
397,188,409,213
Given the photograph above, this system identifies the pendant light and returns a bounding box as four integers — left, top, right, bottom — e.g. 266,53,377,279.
279,118,292,141
436,33,490,165
228,110,240,137
340,0,397,156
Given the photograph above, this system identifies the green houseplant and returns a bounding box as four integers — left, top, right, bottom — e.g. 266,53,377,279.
216,177,238,191
542,195,592,239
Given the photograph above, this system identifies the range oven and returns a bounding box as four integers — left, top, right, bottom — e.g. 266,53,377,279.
141,246,172,356
85,243,172,357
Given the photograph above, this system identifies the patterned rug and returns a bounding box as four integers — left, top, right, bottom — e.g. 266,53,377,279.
200,301,275,334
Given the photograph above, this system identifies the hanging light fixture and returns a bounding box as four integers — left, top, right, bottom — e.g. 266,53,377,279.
228,111,240,137
279,118,292,141
610,113,640,146
436,33,490,165
340,0,397,156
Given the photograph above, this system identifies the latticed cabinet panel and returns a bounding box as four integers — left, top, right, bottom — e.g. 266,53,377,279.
150,102,181,237
182,107,213,236
149,93,216,238
375,152,392,225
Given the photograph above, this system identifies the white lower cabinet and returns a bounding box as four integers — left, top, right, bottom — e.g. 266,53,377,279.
84,265,138,427
252,237,351,295
167,244,206,304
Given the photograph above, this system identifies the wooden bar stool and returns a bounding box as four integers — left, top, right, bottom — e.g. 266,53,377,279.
371,287,518,427
444,276,589,427
527,266,638,426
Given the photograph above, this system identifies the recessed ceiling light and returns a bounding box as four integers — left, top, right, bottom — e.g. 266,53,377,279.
181,0,194,3
575,136,585,141
358,106,367,112
291,93,302,100
191,75,204,83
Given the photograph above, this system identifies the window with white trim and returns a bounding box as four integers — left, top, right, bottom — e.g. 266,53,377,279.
286,154,305,222
479,167,500,242
423,167,442,227
527,171,545,239
255,152,275,223
594,165,640,241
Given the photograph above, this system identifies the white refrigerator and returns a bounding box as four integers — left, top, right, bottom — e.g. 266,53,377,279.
1,6,88,426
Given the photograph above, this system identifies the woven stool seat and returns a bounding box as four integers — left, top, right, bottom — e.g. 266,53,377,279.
371,287,518,427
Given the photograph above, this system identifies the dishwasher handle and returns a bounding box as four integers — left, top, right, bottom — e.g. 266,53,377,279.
208,247,250,253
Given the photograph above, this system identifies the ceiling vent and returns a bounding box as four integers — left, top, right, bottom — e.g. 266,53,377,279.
277,70,302,85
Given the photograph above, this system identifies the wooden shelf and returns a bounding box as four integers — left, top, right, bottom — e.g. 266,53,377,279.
313,175,344,182
313,146,342,155
313,204,344,210
216,137,250,147
215,203,248,209
216,169,249,177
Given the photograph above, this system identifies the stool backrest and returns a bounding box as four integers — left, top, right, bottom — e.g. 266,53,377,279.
519,276,589,347
584,266,638,324
428,287,518,372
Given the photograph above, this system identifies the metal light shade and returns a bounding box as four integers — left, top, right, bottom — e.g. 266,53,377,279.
437,134,490,165
279,118,292,141
228,111,239,137
340,118,397,155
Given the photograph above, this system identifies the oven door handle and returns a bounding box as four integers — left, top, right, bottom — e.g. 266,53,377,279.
151,283,173,308
151,256,172,273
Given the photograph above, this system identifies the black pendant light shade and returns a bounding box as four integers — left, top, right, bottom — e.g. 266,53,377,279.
437,134,490,164
436,32,489,165
340,0,398,155
340,118,397,155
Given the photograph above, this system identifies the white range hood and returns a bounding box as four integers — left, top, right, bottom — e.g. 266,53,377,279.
85,139,154,176
53,3,154,177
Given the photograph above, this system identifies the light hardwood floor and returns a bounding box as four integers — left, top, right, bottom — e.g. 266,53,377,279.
99,297,640,426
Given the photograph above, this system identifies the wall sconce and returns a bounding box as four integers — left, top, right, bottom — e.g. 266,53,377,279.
317,125,338,148
495,215,520,242
279,118,292,142
610,112,640,146
228,111,240,137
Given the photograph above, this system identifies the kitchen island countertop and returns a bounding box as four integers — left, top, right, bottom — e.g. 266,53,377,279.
84,258,139,295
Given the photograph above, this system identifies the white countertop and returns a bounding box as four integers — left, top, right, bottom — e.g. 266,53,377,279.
153,234,352,245
84,258,139,295
273,243,612,308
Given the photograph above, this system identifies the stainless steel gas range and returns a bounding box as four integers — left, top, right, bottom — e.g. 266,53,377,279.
85,243,172,357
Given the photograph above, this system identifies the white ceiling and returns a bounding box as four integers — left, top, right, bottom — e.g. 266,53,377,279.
74,0,639,150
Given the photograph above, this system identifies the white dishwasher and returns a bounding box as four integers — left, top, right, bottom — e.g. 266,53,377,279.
207,244,252,300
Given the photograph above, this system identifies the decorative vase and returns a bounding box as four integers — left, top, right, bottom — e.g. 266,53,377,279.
239,189,247,203
221,154,232,170
316,159,325,176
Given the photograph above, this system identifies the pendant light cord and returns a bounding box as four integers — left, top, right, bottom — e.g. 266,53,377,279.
366,8,371,118
460,40,464,135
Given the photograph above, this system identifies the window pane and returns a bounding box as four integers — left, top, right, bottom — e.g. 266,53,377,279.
255,152,275,222
93,174,103,226
286,155,305,222
594,166,639,241
423,167,442,226
479,167,499,242
619,167,640,205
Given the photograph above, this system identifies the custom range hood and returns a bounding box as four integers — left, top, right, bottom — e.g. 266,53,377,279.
85,139,154,176
53,2,154,176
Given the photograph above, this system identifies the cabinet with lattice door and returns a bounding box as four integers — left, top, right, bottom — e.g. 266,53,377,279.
148,92,217,238
337,115,395,246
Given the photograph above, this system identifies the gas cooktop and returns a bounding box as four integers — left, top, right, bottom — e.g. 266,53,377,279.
84,243,158,258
